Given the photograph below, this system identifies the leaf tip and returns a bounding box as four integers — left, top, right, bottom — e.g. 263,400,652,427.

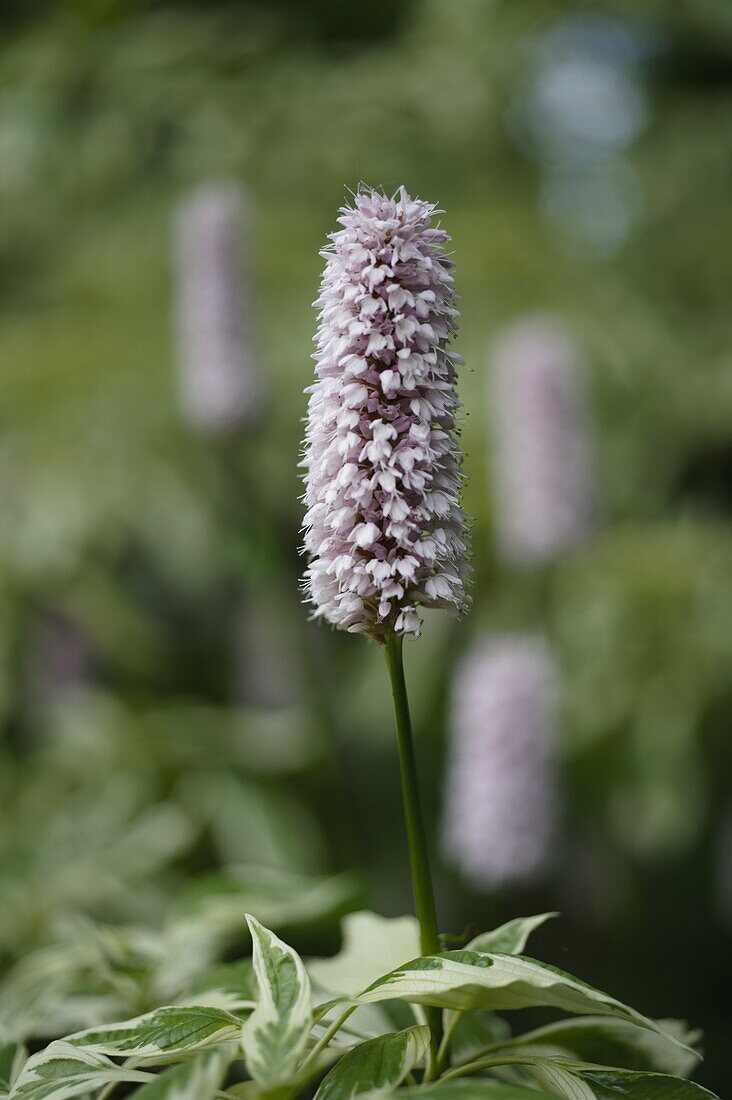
244,913,261,937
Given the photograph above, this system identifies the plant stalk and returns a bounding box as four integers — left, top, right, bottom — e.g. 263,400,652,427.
383,631,441,957
302,1005,356,1068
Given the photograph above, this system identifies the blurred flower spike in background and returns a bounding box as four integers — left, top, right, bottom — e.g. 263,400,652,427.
443,634,559,890
489,314,596,566
174,182,262,434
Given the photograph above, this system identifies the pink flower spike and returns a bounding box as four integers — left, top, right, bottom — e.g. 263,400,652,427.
301,187,470,639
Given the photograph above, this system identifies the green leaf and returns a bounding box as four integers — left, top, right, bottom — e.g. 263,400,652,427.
0,1043,26,1096
467,915,557,956
309,912,420,997
9,1042,153,1099
526,1064,719,1099
65,1005,241,1061
524,1063,597,1100
241,914,312,1087
314,1026,430,1100
354,952,691,1058
447,1011,511,1066
224,1084,261,1100
486,1016,700,1077
395,1082,558,1099
579,1068,719,1099
130,1048,230,1098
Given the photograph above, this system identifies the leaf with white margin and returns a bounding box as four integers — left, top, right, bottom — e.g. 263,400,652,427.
314,1026,430,1100
309,912,420,997
241,914,312,1087
310,915,418,1054
482,1016,700,1078
467,914,557,956
64,1005,240,1062
130,1048,230,1098
9,1042,153,1099
351,951,693,1058
525,1063,719,1099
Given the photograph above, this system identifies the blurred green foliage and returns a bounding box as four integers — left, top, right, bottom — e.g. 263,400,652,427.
0,0,731,1090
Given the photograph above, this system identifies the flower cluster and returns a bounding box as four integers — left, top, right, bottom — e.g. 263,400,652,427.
174,182,260,434
301,187,469,638
489,315,596,566
442,634,558,889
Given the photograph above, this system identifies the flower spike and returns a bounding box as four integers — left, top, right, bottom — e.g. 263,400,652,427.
301,187,469,639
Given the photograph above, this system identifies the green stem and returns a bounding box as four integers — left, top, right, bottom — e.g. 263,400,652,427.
383,631,441,957
440,1054,532,1082
435,1011,461,1076
384,632,444,1066
302,1004,356,1069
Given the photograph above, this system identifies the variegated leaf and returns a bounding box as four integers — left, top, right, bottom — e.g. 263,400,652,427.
65,1005,240,1061
9,1042,153,1099
467,914,557,956
484,1015,700,1077
309,912,420,997
314,1026,430,1100
353,951,691,1058
574,1068,719,1099
525,1063,719,1099
241,914,312,1087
